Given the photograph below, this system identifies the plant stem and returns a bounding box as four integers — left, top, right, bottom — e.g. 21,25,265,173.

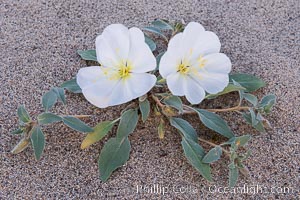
72,115,91,118
205,106,250,112
182,104,249,114
198,138,231,155
151,94,165,109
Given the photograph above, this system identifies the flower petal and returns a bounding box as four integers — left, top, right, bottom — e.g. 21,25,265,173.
184,76,206,104
127,27,156,73
159,51,180,78
81,79,133,108
202,53,231,74
105,80,133,107
189,31,221,61
181,22,205,53
195,72,229,94
126,73,156,98
96,35,119,67
76,66,106,89
96,24,130,66
166,73,186,96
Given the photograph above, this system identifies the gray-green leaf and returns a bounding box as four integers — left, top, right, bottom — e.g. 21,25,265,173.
117,109,139,138
194,109,234,138
142,27,168,41
236,135,251,146
181,137,212,181
151,19,174,30
30,126,45,160
139,99,150,122
205,84,245,99
170,117,198,142
229,73,266,92
259,94,276,114
37,113,62,125
242,93,258,106
229,165,239,187
60,78,82,93
11,128,23,135
202,146,222,163
144,34,156,51
155,51,165,71
52,87,66,104
242,111,265,132
62,116,93,133
77,49,98,62
17,105,31,123
163,95,183,113
42,90,57,112
98,137,131,182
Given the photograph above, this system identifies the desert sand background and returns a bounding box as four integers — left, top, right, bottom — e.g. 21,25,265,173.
1,0,299,199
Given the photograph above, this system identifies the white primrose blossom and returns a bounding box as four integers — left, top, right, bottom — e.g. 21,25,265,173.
77,24,157,108
159,22,232,104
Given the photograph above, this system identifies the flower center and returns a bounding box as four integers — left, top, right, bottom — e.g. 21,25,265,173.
119,65,131,78
178,63,190,74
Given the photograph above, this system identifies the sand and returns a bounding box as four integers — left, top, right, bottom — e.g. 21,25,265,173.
1,0,299,199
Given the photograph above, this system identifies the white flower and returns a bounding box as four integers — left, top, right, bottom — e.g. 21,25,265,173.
77,24,157,108
159,22,232,104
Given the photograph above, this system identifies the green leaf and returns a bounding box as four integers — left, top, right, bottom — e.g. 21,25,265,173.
42,90,57,112
242,111,265,132
11,138,30,154
62,116,93,133
194,109,234,138
174,22,184,32
163,95,183,113
98,137,131,182
37,113,62,125
259,94,276,114
242,93,258,106
60,78,82,93
202,146,222,163
17,105,31,123
144,34,156,51
205,84,245,99
229,73,266,92
181,137,212,181
235,135,251,147
170,117,198,142
151,19,174,30
155,51,165,71
52,87,66,104
11,128,23,135
229,165,239,187
116,109,139,138
142,27,168,41
81,121,115,149
139,99,150,122
77,49,97,61
30,126,45,160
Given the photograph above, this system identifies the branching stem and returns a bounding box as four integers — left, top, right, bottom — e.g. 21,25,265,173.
71,115,91,118
151,94,165,109
198,137,231,155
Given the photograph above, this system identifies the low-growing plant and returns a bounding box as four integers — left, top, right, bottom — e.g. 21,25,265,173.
10,19,276,187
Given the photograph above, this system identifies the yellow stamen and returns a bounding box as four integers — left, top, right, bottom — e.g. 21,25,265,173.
178,63,190,74
197,55,207,68
119,65,131,78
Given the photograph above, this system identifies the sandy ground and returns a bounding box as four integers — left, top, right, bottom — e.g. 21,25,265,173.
1,0,299,199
